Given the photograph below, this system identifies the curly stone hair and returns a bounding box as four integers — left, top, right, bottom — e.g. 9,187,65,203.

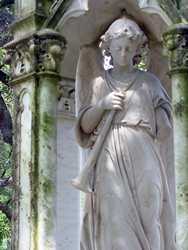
100,15,148,65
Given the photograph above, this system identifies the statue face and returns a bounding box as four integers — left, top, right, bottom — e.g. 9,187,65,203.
109,35,138,67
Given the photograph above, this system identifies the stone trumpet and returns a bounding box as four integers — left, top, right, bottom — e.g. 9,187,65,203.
71,110,116,193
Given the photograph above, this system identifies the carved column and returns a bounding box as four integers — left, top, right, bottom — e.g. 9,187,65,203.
5,30,66,250
163,24,188,250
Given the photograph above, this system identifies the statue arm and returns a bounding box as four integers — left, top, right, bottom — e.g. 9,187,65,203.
75,105,105,149
148,73,172,142
80,101,105,134
155,106,172,142
80,91,124,134
153,81,172,142
75,91,124,148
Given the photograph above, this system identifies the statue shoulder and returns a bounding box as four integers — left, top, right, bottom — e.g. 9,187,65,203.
140,70,171,106
137,70,170,101
140,70,161,86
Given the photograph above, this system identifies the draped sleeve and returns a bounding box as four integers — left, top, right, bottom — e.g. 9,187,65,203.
151,76,172,141
75,106,95,148
75,45,106,148
149,73,176,245
153,78,172,116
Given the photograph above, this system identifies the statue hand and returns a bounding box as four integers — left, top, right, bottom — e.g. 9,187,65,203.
99,91,125,110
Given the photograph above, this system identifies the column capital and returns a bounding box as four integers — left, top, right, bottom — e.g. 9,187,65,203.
163,24,188,75
4,29,66,84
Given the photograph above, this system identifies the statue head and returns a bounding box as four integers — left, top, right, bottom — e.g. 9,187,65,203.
100,16,148,68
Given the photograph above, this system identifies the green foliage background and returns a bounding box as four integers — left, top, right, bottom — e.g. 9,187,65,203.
0,48,13,249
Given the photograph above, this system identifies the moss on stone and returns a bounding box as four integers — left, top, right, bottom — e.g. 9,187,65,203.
46,207,54,236
42,176,54,196
158,0,181,23
40,112,55,137
172,73,188,118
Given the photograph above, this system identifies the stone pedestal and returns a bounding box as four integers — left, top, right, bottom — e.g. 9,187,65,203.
163,24,188,250
5,30,66,250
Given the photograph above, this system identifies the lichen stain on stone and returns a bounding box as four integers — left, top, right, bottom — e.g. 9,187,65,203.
173,102,183,116
42,176,54,196
45,207,54,236
47,145,52,150
40,112,55,137
173,76,188,118
177,184,188,212
173,98,186,116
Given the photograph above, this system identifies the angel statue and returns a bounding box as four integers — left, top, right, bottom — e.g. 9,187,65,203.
72,15,176,250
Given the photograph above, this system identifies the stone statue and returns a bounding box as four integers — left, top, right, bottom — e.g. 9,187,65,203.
72,15,176,250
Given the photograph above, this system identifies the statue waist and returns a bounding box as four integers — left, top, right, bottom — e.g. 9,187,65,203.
111,119,156,138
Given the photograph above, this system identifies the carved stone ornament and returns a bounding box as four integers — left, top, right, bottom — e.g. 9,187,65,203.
4,29,66,79
163,24,188,73
58,81,75,116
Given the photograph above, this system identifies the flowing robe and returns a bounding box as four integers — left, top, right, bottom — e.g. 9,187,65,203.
75,70,176,250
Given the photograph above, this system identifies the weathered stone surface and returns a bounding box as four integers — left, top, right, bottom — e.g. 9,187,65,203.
9,0,185,249
56,115,80,250
5,28,66,249
163,24,188,74
5,29,65,79
180,0,188,21
56,78,80,250
164,23,188,250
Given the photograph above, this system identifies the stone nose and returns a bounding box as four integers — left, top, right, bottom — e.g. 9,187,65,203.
120,47,129,56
